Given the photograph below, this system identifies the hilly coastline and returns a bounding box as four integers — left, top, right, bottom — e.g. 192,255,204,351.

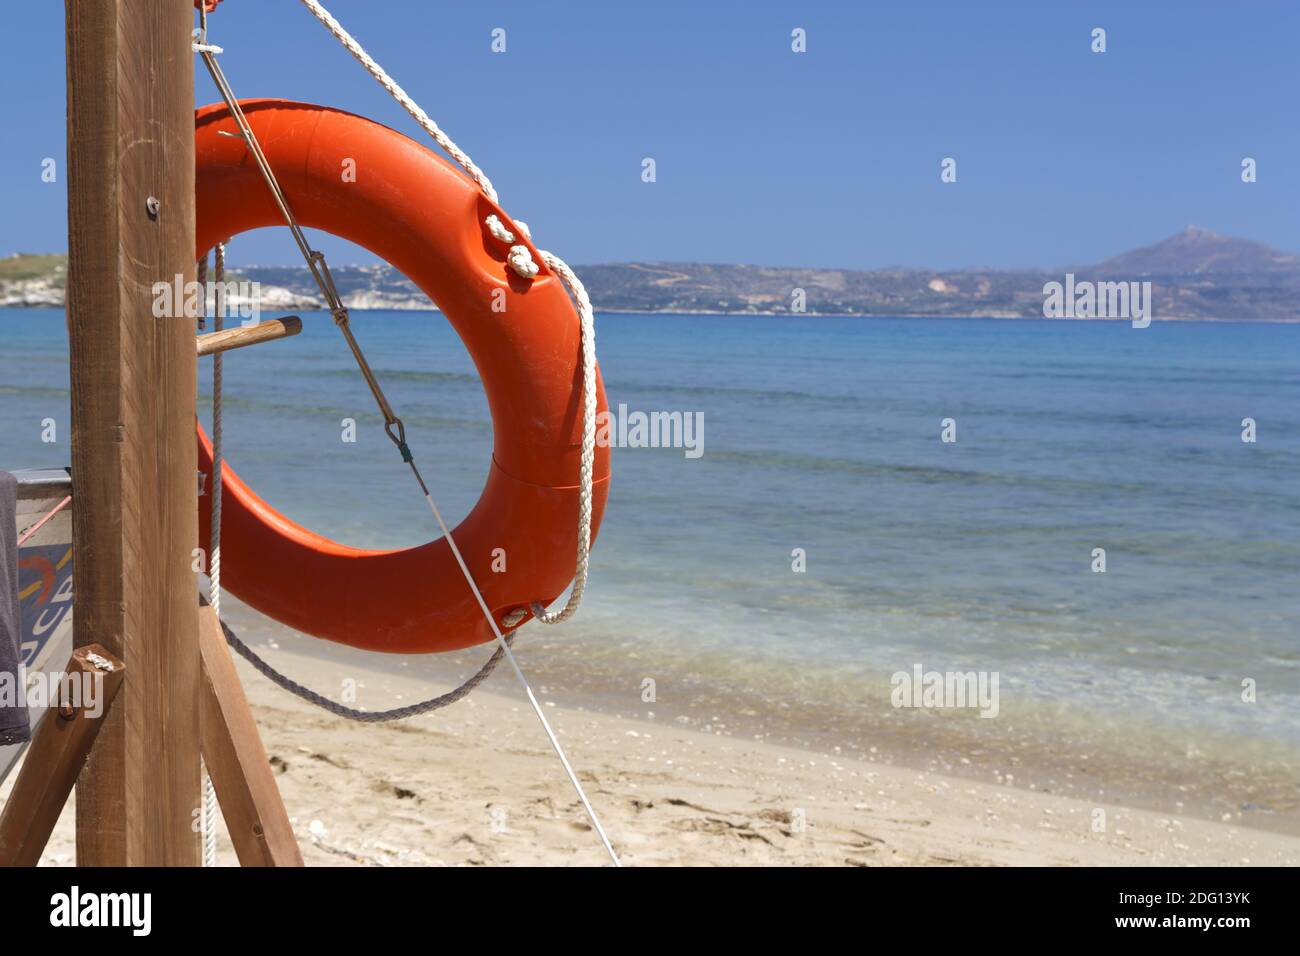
4,227,1298,321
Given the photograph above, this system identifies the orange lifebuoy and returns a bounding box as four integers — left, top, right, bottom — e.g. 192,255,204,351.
195,100,611,653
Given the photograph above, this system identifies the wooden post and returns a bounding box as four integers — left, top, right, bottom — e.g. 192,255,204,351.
66,0,201,865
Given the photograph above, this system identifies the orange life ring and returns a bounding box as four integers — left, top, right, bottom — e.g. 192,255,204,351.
195,99,611,653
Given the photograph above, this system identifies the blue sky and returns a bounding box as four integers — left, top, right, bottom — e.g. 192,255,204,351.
2,1,1297,269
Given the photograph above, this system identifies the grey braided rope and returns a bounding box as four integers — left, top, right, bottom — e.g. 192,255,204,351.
196,255,208,331
210,241,226,626
219,616,515,722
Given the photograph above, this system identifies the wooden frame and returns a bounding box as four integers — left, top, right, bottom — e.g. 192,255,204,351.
0,0,305,868
0,628,305,867
65,0,203,867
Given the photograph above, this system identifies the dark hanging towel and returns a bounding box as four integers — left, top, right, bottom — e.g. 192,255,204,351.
0,471,29,745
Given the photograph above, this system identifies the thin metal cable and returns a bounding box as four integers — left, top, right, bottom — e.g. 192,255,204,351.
196,9,619,863
413,481,621,865
196,47,421,480
195,244,517,829
191,44,516,715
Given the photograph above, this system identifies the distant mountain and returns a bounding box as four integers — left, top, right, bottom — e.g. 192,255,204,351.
1093,226,1300,276
4,227,1300,320
571,262,1052,318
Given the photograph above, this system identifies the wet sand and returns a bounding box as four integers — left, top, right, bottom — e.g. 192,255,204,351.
10,634,1299,866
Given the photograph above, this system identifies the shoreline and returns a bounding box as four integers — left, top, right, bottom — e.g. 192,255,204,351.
215,601,1300,842
8,638,1298,866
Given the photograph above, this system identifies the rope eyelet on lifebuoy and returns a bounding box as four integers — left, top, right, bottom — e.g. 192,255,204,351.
194,99,612,654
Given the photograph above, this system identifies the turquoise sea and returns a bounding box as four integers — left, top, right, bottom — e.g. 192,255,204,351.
3,309,1298,826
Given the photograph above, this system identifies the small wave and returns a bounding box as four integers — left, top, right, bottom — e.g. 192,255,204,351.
318,367,480,386
614,380,847,404
990,366,1300,389
703,447,1149,495
0,384,70,398
197,392,490,432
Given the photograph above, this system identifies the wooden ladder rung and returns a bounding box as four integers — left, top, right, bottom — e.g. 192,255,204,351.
196,316,302,357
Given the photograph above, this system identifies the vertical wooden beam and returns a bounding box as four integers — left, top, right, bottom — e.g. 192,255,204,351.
66,0,200,865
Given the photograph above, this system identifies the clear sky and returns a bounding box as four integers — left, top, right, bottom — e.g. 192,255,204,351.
2,1,1297,269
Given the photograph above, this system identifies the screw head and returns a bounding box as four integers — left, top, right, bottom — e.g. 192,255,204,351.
145,196,161,218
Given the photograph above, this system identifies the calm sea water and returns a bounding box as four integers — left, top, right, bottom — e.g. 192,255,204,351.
3,309,1298,799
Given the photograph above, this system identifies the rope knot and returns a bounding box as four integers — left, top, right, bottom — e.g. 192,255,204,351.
486,214,539,277
507,244,540,279
484,213,514,244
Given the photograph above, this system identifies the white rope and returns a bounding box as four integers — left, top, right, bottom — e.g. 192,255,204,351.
530,253,596,624
483,213,513,243
297,0,499,203
298,0,596,626
506,244,540,279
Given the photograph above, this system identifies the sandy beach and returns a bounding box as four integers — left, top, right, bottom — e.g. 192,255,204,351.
8,637,1298,867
